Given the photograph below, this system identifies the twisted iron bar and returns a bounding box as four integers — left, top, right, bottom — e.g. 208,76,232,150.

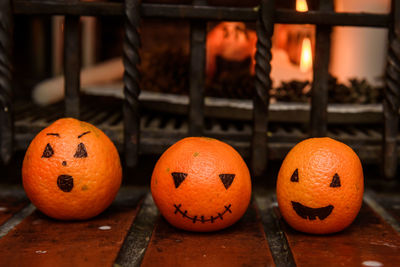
252,0,274,177
123,0,141,168
0,0,13,164
254,9,273,106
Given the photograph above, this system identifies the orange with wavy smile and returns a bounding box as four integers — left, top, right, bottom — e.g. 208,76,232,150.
291,201,333,221
276,137,364,234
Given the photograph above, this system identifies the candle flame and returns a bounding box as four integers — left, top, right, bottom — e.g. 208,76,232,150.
296,0,308,12
300,37,312,72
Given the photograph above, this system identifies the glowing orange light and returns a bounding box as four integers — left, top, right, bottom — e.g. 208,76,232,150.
296,0,309,12
300,37,312,72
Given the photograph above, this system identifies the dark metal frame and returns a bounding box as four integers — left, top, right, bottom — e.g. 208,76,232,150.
1,0,399,179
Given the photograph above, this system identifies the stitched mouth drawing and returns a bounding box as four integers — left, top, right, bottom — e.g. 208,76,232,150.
173,203,232,223
291,201,333,220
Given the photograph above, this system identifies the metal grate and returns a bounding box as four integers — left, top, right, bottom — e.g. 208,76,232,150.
13,95,391,165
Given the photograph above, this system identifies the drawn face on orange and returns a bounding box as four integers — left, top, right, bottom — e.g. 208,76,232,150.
41,131,91,192
22,118,122,220
151,137,252,232
276,137,364,234
288,169,341,221
170,172,236,224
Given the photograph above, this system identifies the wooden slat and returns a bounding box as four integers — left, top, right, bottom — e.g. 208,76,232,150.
0,200,29,227
140,203,275,267
379,196,400,223
279,203,400,267
0,189,29,226
0,188,144,266
366,191,400,232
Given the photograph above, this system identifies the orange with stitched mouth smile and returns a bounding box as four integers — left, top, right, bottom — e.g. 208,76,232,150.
151,137,252,232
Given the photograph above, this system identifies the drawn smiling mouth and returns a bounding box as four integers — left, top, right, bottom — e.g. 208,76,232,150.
173,203,232,223
291,201,334,220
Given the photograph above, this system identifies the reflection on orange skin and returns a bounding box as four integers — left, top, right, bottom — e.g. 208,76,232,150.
206,22,257,80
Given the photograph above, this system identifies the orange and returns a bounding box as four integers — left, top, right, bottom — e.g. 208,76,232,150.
151,137,252,232
276,137,364,234
22,118,122,220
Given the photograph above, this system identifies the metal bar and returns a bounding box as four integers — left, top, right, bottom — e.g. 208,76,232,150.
275,9,390,27
310,0,334,137
14,0,124,16
0,204,36,239
251,0,274,177
188,0,206,136
383,0,400,180
255,195,296,267
64,15,81,118
114,194,158,267
0,0,13,165
13,1,390,28
123,0,141,168
364,191,400,233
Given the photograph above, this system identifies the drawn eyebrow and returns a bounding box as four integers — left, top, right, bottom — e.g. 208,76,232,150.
78,131,91,138
46,133,60,137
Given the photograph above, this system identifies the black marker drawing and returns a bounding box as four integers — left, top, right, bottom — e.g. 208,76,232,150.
173,203,232,223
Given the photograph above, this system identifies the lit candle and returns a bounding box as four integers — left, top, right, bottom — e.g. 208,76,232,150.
270,0,314,85
296,0,309,12
300,37,313,73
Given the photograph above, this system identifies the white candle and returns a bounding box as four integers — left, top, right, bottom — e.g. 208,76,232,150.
271,48,312,86
330,0,391,87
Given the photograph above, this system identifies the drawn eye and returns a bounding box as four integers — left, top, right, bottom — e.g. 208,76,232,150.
219,174,235,189
74,143,88,158
42,143,54,158
330,173,341,187
171,172,187,188
291,169,299,182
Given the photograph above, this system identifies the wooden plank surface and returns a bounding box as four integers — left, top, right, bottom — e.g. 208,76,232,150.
373,193,400,224
140,203,275,267
0,187,145,267
279,203,400,267
0,188,29,226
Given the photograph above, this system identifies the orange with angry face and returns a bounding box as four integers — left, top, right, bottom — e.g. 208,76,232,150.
22,118,122,220
276,137,364,234
151,137,252,232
